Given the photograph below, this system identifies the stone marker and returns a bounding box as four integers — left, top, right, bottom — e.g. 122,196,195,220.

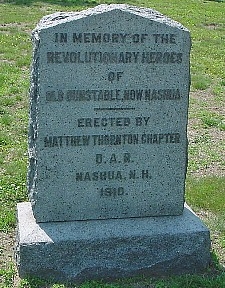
16,4,211,283
28,4,190,222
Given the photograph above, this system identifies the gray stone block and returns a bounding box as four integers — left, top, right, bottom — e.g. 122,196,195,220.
16,202,211,283
28,4,191,222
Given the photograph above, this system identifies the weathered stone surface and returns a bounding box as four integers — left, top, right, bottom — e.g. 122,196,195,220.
16,5,211,282
28,4,191,222
16,202,210,283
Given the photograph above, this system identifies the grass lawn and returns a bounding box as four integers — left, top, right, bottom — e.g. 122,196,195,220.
0,0,224,287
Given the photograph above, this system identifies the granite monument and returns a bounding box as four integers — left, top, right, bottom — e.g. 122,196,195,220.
16,4,211,282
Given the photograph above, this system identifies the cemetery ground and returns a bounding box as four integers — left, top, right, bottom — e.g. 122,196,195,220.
0,0,224,287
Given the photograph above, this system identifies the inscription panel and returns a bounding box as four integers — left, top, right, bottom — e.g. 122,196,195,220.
29,5,191,222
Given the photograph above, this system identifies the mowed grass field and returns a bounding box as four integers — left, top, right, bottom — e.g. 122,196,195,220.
0,0,225,287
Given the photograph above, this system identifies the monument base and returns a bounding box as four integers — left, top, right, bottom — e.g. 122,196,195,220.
16,202,211,283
